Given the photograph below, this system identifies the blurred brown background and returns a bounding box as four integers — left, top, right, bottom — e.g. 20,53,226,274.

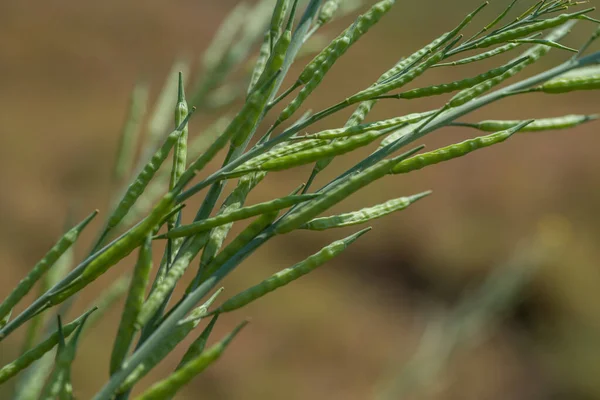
1,0,599,399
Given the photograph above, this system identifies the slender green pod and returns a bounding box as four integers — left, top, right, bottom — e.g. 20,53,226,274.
471,8,594,50
449,22,574,107
253,4,294,93
248,31,272,95
216,228,370,313
391,121,533,174
157,195,319,240
106,110,194,234
274,146,423,234
258,127,396,171
176,314,219,370
133,320,248,400
395,57,529,100
110,236,153,375
269,0,290,43
317,0,342,26
135,232,210,329
114,82,149,183
301,192,431,230
0,210,97,321
455,114,599,132
145,61,190,159
0,308,95,385
39,314,90,400
296,111,437,141
198,212,278,282
170,73,189,192
47,193,176,306
434,42,523,67
234,139,328,172
533,65,600,93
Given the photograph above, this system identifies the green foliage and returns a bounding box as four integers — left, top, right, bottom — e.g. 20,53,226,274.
1,0,598,398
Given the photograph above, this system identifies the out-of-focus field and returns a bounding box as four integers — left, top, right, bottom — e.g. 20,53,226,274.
1,1,599,399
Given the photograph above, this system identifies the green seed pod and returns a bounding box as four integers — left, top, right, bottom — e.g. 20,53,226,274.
391,121,532,174
252,10,293,95
434,42,523,67
258,127,396,171
39,313,91,400
110,235,153,375
216,228,369,313
0,308,95,385
47,193,175,306
146,60,190,159
247,31,272,95
170,72,189,192
135,232,210,329
120,292,223,394
296,0,396,86
176,314,219,370
107,111,193,233
0,210,97,322
301,192,431,231
269,0,290,42
449,22,573,108
157,195,319,240
132,320,248,400
472,8,593,50
459,114,599,132
297,111,437,141
238,139,328,170
398,57,528,100
317,0,342,26
536,65,600,93
199,212,278,282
